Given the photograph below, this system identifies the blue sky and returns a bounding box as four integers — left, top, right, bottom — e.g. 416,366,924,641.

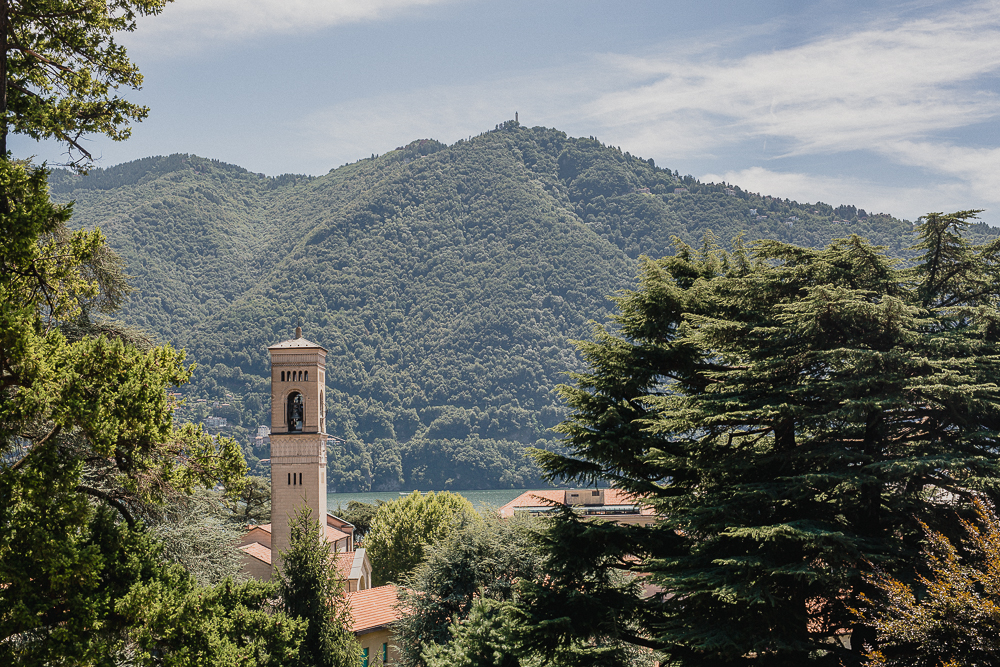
12,0,1000,225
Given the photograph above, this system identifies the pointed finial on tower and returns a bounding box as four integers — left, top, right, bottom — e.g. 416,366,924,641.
295,317,302,339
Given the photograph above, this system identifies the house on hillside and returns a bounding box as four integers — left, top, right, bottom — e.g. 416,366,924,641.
498,488,656,525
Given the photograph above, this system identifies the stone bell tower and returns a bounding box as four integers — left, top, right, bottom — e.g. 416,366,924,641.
268,326,328,570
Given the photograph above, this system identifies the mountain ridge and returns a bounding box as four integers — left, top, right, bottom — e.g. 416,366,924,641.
49,122,999,491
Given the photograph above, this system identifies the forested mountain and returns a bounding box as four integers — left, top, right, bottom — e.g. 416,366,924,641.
49,121,999,491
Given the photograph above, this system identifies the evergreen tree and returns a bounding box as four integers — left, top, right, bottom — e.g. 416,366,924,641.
277,507,360,667
521,212,1000,666
335,499,381,539
0,159,248,660
224,474,271,526
0,0,169,165
395,511,543,667
149,488,250,587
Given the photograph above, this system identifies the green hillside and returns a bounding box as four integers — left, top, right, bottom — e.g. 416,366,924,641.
50,122,999,491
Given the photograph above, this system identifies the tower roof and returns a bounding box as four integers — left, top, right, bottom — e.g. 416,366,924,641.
268,327,327,352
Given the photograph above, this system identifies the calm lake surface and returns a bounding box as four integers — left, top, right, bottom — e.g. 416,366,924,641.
327,488,551,514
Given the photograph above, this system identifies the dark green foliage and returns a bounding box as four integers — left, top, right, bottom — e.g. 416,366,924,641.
395,511,544,667
121,575,306,667
0,451,301,664
335,499,380,539
277,508,360,667
420,598,526,667
49,127,1000,491
223,474,271,526
522,212,1000,666
147,487,253,587
0,447,138,663
0,159,276,663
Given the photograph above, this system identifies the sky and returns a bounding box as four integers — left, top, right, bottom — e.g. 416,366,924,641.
12,0,1000,225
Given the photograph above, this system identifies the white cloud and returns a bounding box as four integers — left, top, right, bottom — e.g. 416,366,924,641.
127,0,456,48
587,2,1000,156
886,141,1000,204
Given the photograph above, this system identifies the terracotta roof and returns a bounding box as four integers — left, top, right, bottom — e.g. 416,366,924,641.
497,488,655,517
333,552,355,579
246,523,349,544
326,525,350,542
346,585,400,634
240,541,272,565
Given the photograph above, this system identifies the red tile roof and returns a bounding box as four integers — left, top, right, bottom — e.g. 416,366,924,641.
239,541,272,565
346,585,400,634
497,488,655,517
326,525,351,543
246,522,350,543
333,551,355,579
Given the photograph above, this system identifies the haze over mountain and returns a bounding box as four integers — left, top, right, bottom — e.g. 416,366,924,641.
49,122,998,491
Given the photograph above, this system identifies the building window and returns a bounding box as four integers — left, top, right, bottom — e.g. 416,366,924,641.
287,392,303,432
299,472,302,485
305,370,309,381
280,371,284,381
382,642,387,662
288,472,291,485
361,647,368,667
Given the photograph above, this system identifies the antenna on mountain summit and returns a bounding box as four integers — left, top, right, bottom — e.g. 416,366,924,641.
515,111,518,123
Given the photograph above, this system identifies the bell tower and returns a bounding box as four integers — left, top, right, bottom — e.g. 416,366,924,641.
268,326,328,570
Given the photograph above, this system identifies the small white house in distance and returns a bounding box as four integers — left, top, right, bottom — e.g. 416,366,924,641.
497,488,657,526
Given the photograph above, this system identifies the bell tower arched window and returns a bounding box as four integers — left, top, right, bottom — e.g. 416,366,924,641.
287,392,304,432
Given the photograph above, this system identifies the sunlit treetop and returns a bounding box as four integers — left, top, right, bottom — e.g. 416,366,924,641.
1,0,171,169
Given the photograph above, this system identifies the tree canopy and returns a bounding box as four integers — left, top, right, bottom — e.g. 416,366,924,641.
521,211,1000,666
0,0,169,165
395,510,545,667
365,490,477,586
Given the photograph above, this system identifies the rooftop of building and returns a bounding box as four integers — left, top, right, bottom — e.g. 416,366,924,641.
269,326,327,352
239,541,272,565
346,585,401,634
246,522,350,544
497,488,656,518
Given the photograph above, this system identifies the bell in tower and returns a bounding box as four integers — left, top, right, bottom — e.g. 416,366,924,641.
267,326,328,569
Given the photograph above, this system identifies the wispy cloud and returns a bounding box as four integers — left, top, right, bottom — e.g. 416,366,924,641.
582,1,1000,193
128,0,457,48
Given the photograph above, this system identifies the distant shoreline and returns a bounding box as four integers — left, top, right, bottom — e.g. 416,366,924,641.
328,488,556,513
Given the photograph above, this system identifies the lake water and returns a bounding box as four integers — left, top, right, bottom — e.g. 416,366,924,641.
327,488,550,514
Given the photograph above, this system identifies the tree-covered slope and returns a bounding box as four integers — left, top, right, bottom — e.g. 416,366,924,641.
51,122,999,491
